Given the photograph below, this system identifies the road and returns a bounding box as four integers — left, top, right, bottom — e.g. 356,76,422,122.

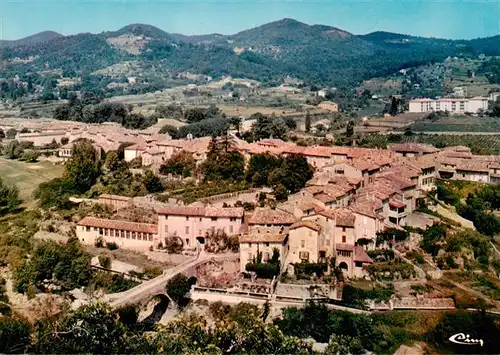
107,250,238,308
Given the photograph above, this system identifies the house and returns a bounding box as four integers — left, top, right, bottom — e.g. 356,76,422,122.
97,194,132,211
247,207,296,233
239,232,286,272
157,205,244,248
287,221,322,266
318,101,339,112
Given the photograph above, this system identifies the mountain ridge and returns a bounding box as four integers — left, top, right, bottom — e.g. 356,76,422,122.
2,18,499,87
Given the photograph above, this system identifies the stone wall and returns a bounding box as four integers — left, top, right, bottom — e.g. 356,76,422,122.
275,283,339,301
370,297,455,310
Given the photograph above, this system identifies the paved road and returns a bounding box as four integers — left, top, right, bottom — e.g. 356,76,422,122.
107,251,238,308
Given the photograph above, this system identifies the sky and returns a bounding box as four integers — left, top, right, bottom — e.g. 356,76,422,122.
1,0,499,40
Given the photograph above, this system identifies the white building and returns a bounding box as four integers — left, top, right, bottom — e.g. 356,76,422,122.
409,97,489,114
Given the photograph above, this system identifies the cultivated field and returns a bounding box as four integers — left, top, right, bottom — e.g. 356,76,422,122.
0,157,64,204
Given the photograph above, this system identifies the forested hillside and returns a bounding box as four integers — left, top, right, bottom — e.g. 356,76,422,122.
2,18,499,87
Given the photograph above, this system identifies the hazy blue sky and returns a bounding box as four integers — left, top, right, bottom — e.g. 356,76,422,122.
1,0,499,40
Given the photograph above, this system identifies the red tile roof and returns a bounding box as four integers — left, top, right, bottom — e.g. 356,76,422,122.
248,207,296,225
158,206,244,218
389,200,406,209
290,221,322,232
354,246,373,263
336,243,354,251
77,217,158,234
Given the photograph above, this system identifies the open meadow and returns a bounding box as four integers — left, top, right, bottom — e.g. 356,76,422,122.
0,157,64,204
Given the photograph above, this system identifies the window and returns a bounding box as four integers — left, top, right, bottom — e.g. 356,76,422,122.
355,261,363,267
186,216,189,221
126,232,130,239
164,215,168,219
249,243,252,247
265,242,269,247
342,227,346,232
230,217,236,222
132,232,136,240
299,251,309,261
211,217,218,221
229,225,233,234
185,238,190,246
199,218,202,222
110,230,114,237
99,228,103,235
121,230,124,238
185,226,190,235
148,234,153,241
300,240,305,248
342,235,346,243
104,229,109,236
85,226,90,232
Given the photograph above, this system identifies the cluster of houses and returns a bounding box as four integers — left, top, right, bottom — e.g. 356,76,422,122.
74,135,499,279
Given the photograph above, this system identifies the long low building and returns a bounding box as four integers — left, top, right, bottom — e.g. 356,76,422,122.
76,217,158,251
408,97,489,114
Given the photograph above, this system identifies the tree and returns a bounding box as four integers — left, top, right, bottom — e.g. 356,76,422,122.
0,129,5,139
0,178,21,213
4,140,24,159
104,151,122,172
325,334,363,355
389,97,398,116
159,151,196,177
63,140,101,193
143,170,164,193
166,274,191,307
22,150,39,163
345,121,354,138
159,124,178,138
5,129,16,139
201,136,245,182
250,113,289,141
61,137,69,145
274,183,288,201
34,302,148,354
245,153,281,186
0,317,31,354
305,112,311,133
279,154,314,193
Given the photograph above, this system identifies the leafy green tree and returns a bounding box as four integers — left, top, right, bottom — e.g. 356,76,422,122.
0,316,31,354
63,140,101,193
159,124,178,137
325,334,363,355
143,170,164,193
60,137,69,145
0,178,21,213
5,129,16,139
345,121,354,138
166,274,191,307
4,140,24,159
202,136,245,182
305,112,311,133
250,113,289,140
33,178,76,209
21,150,39,163
159,151,196,177
274,183,289,201
279,154,314,193
245,153,281,186
389,97,398,116
34,302,149,354
104,151,121,172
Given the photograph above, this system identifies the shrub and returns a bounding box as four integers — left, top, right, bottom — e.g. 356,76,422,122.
166,274,191,308
98,255,111,269
106,242,119,250
245,262,279,279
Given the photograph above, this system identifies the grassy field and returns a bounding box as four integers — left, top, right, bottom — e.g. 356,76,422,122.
0,157,64,204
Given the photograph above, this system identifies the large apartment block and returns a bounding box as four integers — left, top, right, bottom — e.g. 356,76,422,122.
409,97,489,114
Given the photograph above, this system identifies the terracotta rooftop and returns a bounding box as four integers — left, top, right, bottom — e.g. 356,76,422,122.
336,243,354,251
354,246,373,263
332,208,356,227
158,205,244,218
239,232,285,243
290,220,322,232
248,207,296,225
77,217,158,234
